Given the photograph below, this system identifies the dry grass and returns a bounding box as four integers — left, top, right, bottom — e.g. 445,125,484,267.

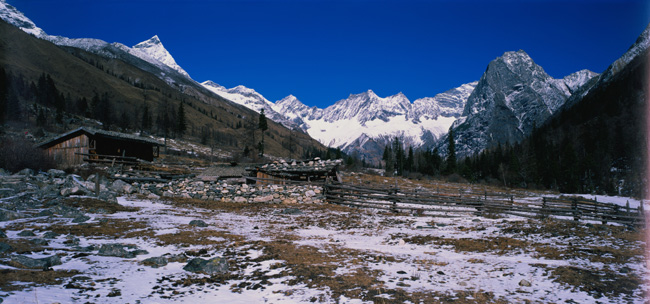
48,218,152,239
0,269,79,291
154,227,246,247
545,265,642,299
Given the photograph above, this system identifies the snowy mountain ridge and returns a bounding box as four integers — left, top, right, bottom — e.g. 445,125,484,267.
0,0,191,80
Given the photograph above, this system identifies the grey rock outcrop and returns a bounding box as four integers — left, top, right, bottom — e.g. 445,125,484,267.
10,254,62,269
437,50,598,157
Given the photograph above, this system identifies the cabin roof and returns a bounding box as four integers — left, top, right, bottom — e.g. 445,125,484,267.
36,127,162,149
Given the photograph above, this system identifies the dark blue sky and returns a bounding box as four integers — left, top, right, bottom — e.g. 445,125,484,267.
12,0,650,108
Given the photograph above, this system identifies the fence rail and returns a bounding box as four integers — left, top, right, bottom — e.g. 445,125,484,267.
323,182,645,226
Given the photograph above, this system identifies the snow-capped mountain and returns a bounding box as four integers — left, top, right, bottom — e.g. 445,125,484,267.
205,77,476,162
273,83,477,161
0,0,191,82
436,50,598,157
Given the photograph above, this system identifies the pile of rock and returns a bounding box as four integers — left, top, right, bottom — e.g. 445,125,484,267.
131,179,324,204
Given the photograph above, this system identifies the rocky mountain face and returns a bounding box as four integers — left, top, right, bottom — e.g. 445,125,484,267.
436,50,598,157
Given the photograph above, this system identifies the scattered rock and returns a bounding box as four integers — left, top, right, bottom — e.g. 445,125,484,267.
280,208,303,215
107,288,122,297
519,279,532,287
47,169,66,178
253,195,274,203
98,243,147,258
61,186,86,197
0,209,25,222
189,220,208,227
183,257,229,275
72,215,91,223
437,271,445,276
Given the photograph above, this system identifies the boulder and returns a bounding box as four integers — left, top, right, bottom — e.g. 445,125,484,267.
98,244,129,257
43,231,59,239
0,229,5,238
10,254,62,269
189,220,208,227
17,230,36,237
183,257,229,275
141,256,169,268
61,186,86,197
97,243,147,258
519,279,532,287
111,179,135,194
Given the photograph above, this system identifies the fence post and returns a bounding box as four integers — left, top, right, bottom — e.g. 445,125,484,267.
626,201,630,216
484,191,487,201
541,197,547,219
389,188,398,213
572,198,580,222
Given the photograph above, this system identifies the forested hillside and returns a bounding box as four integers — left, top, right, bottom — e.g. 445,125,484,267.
0,19,325,160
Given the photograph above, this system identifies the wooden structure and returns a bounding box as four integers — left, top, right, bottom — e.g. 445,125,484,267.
37,127,162,168
324,183,646,227
247,158,342,185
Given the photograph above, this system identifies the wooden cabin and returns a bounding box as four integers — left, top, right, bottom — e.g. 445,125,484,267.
247,158,342,185
37,127,162,169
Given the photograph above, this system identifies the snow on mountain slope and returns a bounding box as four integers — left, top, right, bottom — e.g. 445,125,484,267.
201,81,296,127
132,35,190,78
0,0,45,37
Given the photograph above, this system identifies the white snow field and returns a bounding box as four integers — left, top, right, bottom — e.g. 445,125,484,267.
0,186,648,303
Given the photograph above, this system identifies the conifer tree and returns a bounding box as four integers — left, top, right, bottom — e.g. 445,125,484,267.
258,109,268,156
177,102,186,137
445,129,457,174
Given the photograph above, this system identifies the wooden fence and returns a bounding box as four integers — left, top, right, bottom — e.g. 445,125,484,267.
323,182,646,226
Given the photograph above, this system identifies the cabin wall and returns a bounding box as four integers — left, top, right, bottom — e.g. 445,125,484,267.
44,134,90,169
95,138,155,161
